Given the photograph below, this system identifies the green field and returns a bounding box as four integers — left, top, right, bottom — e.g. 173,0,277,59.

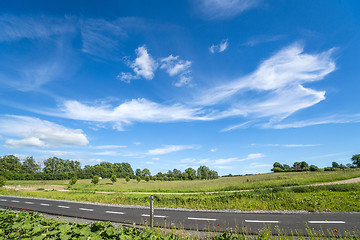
2,169,360,212
6,169,360,193
1,183,359,212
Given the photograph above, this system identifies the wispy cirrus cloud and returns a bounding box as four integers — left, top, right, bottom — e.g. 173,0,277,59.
251,143,321,148
209,39,229,53
160,55,192,86
194,0,261,20
0,115,89,148
147,144,201,155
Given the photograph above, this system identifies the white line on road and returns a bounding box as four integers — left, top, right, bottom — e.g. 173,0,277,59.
40,203,51,206
142,214,167,218
0,199,7,201
79,208,94,212
25,202,34,204
106,211,125,215
308,221,346,224
11,200,20,203
245,220,279,223
188,217,216,221
58,205,70,209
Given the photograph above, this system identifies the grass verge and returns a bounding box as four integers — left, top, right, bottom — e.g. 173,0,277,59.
1,184,359,212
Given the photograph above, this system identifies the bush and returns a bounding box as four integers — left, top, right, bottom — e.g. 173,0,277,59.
69,176,77,185
145,176,150,182
110,175,117,184
0,176,6,187
91,175,100,185
136,176,141,183
125,176,130,182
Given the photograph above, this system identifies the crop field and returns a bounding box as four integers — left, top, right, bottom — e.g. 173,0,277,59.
6,169,360,193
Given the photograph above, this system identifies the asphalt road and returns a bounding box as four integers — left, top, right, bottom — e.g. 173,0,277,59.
0,195,359,236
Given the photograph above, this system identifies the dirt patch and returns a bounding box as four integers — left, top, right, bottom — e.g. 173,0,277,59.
4,185,66,191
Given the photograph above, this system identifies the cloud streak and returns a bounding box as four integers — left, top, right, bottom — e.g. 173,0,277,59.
0,115,89,148
209,39,229,53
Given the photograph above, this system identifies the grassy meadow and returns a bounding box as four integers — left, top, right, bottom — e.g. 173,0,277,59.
6,168,360,193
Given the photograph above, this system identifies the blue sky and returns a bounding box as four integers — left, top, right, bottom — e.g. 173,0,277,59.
0,0,359,176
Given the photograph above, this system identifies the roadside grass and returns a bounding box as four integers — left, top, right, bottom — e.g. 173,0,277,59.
6,169,360,193
0,209,359,239
1,183,359,212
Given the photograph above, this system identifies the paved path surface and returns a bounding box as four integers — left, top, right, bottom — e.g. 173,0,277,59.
0,195,359,236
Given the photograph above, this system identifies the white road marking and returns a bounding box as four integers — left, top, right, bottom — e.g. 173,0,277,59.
79,208,94,212
58,205,70,209
11,200,20,203
245,220,279,223
40,203,51,206
0,199,7,202
106,211,125,215
188,217,216,221
142,214,167,218
25,202,34,204
308,221,346,224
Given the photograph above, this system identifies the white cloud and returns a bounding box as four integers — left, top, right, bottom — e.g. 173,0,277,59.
118,46,158,83
266,114,360,129
195,0,261,20
251,143,320,148
0,15,75,42
49,98,210,130
5,137,45,148
147,145,200,155
213,153,265,165
160,55,192,87
210,148,217,152
198,43,336,126
88,158,105,163
209,39,229,53
221,121,253,132
0,115,89,148
152,157,160,161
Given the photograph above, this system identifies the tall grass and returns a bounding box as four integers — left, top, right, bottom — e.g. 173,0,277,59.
1,183,359,212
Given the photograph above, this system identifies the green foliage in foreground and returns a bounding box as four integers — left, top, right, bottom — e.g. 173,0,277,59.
0,176,6,187
0,209,181,239
0,209,359,240
1,184,359,212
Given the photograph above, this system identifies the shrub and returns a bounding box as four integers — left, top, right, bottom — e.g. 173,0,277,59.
69,176,77,185
136,176,141,183
145,176,150,182
125,176,130,182
91,175,100,185
110,175,117,184
0,176,6,187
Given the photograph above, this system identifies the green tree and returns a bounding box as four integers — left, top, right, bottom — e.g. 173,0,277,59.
309,165,319,171
22,156,41,173
272,162,284,172
332,162,340,168
69,176,77,185
91,175,100,184
136,176,141,183
135,169,142,177
110,174,117,184
125,176,130,182
142,168,151,177
0,176,6,187
145,176,150,182
197,166,210,179
351,154,360,168
185,168,196,180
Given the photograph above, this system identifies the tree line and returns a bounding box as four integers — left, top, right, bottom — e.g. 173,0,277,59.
0,155,218,181
271,154,360,172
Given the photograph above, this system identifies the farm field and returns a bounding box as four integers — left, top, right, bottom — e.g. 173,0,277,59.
5,169,360,193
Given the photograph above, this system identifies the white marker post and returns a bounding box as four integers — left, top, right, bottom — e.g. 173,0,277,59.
150,195,154,228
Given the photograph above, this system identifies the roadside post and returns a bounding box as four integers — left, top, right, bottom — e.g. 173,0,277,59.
150,195,154,228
